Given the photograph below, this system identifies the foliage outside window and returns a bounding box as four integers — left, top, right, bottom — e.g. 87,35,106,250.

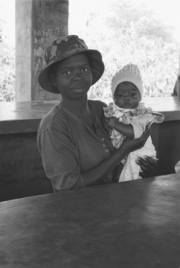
69,0,180,103
0,17,15,102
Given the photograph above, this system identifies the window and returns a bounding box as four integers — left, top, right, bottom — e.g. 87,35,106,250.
69,0,180,103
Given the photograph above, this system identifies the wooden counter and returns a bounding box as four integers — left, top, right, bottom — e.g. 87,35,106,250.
0,97,180,134
0,97,180,201
0,173,180,268
0,100,58,134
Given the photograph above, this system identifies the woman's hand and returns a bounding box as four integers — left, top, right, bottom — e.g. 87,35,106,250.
137,156,158,178
122,123,151,153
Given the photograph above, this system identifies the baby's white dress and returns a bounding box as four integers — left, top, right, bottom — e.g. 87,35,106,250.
104,103,164,182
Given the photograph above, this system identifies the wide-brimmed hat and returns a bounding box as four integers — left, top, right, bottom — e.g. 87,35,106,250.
111,64,143,101
38,35,105,93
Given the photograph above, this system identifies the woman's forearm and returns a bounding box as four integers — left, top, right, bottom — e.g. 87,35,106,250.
82,143,129,187
112,163,124,183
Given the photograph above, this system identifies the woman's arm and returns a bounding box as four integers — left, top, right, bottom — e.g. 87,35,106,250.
112,163,124,183
82,125,151,187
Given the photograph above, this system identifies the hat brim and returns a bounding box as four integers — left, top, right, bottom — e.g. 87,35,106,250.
38,49,104,94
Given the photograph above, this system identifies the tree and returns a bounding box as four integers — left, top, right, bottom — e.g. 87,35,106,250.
80,0,179,101
107,0,175,42
0,18,15,102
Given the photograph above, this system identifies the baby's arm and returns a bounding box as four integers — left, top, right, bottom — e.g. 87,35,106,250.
108,117,134,138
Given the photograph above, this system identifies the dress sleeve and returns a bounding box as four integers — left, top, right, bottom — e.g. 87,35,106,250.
37,127,85,191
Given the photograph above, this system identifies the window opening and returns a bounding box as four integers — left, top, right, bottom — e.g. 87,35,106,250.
69,0,180,104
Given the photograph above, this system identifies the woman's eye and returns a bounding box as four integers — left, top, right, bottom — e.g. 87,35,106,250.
62,70,71,75
82,67,89,72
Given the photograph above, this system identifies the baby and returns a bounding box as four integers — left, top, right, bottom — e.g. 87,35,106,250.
103,64,164,182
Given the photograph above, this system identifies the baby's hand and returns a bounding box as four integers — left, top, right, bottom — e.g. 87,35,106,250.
108,117,118,128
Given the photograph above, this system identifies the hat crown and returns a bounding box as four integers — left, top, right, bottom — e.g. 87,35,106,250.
111,64,143,101
44,35,89,66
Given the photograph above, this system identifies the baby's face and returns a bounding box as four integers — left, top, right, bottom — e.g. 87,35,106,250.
114,82,140,109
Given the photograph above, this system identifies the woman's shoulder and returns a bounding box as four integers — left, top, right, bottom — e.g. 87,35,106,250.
89,99,107,108
38,102,67,133
89,99,107,118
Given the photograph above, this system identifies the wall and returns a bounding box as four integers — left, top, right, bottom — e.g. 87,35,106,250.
15,0,69,101
0,132,53,201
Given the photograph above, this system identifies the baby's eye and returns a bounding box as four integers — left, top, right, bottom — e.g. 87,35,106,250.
116,94,123,98
129,93,136,97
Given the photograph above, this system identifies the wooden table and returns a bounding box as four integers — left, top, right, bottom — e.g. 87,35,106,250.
0,174,180,268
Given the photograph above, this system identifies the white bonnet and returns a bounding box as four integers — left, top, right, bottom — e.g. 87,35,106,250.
111,64,143,101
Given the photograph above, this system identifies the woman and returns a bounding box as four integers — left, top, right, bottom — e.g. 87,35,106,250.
37,35,156,191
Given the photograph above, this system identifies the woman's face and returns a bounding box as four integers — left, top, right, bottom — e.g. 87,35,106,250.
114,82,140,109
51,53,92,101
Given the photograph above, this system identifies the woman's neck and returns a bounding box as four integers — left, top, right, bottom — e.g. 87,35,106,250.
61,97,96,131
61,97,90,117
